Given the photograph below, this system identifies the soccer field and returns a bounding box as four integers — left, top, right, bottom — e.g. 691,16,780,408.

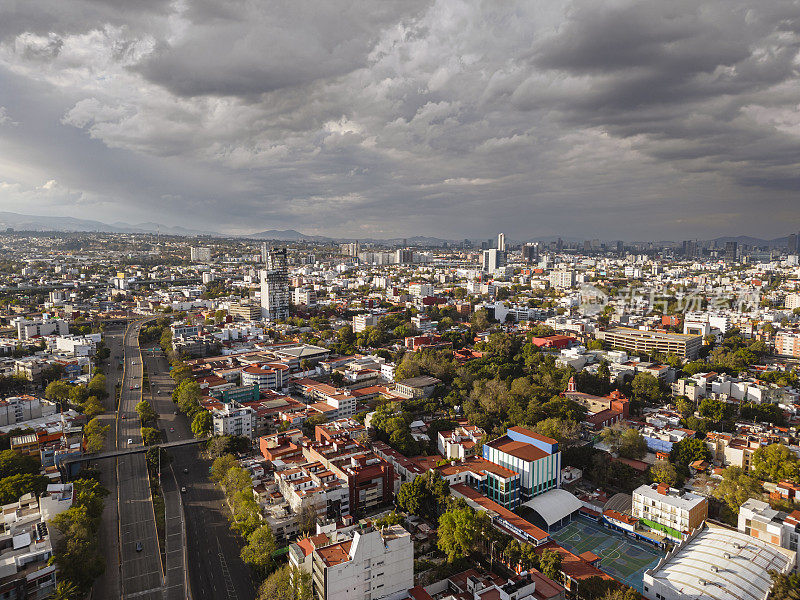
551,519,663,591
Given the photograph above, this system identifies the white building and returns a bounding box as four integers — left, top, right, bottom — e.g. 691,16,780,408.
0,396,56,428
210,402,254,439
642,522,795,600
632,483,708,541
482,249,505,274
352,314,379,333
408,282,434,298
293,287,317,306
549,269,575,289
311,525,413,600
13,317,68,341
190,246,212,262
738,498,799,562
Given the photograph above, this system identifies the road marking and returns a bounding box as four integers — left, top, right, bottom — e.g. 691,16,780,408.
124,586,165,598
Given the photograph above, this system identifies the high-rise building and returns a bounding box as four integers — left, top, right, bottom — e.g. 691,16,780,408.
395,249,413,264
725,241,738,262
497,232,506,252
788,232,799,254
340,242,359,256
260,247,289,320
482,248,505,273
190,246,211,262
682,240,698,258
522,243,537,263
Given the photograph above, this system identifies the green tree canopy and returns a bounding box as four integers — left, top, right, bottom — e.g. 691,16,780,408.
191,411,213,438
751,444,800,483
712,466,763,514
437,507,490,562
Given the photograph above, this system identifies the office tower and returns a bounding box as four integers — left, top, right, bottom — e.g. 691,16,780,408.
682,240,698,258
395,249,413,264
482,249,506,273
260,247,289,320
583,240,591,253
725,241,738,262
522,243,537,263
497,232,506,252
788,233,799,254
260,242,269,263
615,240,624,254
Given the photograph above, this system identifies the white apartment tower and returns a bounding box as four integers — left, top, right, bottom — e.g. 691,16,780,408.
497,232,506,252
260,247,290,320
190,246,211,262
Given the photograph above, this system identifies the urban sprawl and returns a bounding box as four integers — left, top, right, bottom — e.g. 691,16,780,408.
0,230,798,600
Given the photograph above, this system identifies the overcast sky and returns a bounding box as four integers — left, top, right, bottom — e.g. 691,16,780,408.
1,0,799,240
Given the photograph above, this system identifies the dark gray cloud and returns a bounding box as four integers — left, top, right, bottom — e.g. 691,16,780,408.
0,0,799,240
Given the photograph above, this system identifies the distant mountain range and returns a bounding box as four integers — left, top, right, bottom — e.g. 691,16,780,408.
0,210,794,247
0,211,216,236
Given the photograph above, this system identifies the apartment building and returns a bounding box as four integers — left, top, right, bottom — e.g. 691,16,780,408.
241,363,288,391
210,402,255,439
775,332,800,358
549,269,575,289
189,246,212,262
293,287,317,306
13,317,68,341
0,494,60,599
275,462,350,521
260,247,290,320
738,499,799,561
599,327,702,360
352,314,378,333
632,483,708,541
0,397,56,428
228,301,262,321
311,525,413,600
704,432,767,471
437,425,484,460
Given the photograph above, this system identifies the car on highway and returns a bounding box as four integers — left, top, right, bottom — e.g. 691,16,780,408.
169,427,175,432
181,487,186,493
127,438,133,445
183,468,189,474
135,542,143,552
121,414,126,419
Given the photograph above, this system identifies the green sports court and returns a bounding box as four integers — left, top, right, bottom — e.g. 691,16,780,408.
551,518,663,591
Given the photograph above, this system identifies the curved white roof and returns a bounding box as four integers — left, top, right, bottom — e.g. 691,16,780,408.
521,488,582,526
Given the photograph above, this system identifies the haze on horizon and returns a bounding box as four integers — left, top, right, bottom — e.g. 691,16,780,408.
0,0,799,241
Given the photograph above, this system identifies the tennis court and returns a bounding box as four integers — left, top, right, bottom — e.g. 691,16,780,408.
551,518,663,591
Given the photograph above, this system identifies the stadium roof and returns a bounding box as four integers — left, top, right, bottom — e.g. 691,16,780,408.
521,489,582,527
644,522,795,600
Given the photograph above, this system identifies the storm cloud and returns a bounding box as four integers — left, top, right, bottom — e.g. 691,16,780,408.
0,0,798,239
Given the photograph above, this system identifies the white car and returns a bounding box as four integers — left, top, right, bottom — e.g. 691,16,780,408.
127,438,133,445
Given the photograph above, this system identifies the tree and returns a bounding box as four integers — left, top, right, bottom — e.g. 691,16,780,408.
712,466,763,514
82,396,104,418
437,507,490,561
298,504,318,535
257,564,312,600
698,397,727,423
192,411,213,438
51,580,81,600
135,400,157,425
650,460,678,487
618,428,647,460
539,548,562,581
0,450,40,479
141,427,161,446
210,454,238,483
397,471,450,521
751,444,800,483
87,374,108,399
240,525,276,579
45,380,72,404
84,418,109,453
534,417,580,447
674,396,695,419
631,372,662,404
0,473,49,504
768,570,800,600
470,309,490,332
670,438,711,467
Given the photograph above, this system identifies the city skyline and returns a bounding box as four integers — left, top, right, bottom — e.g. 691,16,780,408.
1,1,800,239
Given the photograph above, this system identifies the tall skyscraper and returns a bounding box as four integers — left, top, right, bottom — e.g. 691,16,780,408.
682,240,698,258
482,248,506,273
788,232,799,254
497,232,506,252
522,243,537,263
725,241,738,262
260,247,289,320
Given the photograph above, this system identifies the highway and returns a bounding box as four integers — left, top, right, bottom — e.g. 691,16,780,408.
117,320,167,600
141,345,256,600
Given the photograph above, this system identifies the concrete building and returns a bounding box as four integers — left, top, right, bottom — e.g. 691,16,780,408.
549,269,575,289
228,301,262,321
0,494,60,600
632,483,708,542
497,232,506,252
738,498,799,561
642,522,795,600
190,246,212,262
210,402,254,439
260,247,290,320
393,376,440,399
482,249,506,274
13,317,68,341
775,332,800,358
352,314,379,333
293,287,317,306
311,525,413,600
598,327,702,360
0,397,56,428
